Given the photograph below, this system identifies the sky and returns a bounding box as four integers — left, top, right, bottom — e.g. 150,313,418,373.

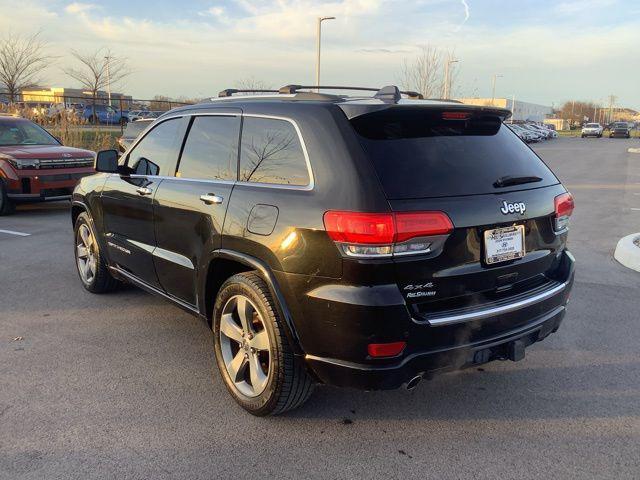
0,0,638,109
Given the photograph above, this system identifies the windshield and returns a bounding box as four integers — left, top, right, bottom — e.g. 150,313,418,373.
351,109,558,199
585,124,599,128
0,120,59,146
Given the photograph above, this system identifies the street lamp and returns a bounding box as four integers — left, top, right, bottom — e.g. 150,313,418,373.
316,16,336,91
443,58,459,99
491,74,503,106
104,56,112,107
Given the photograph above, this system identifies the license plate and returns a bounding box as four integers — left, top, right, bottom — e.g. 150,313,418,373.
484,225,525,265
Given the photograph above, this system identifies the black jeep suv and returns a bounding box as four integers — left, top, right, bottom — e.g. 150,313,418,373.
72,85,575,415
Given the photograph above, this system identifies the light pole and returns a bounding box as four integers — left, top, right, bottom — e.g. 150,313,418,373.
104,55,112,107
491,74,503,106
443,58,458,99
316,16,335,91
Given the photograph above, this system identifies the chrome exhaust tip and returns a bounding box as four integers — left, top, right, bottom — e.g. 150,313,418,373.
405,375,422,391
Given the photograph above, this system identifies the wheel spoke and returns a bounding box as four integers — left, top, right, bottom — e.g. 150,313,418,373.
80,226,91,247
87,256,97,277
227,350,248,383
219,313,243,343
248,353,267,393
77,244,89,259
80,259,90,278
236,296,253,333
250,330,270,351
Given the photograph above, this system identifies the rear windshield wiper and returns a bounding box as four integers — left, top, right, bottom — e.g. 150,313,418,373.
493,175,543,188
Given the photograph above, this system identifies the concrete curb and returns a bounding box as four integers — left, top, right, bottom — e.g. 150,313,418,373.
628,148,640,154
614,233,640,272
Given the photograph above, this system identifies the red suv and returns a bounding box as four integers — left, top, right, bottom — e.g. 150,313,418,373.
0,115,95,215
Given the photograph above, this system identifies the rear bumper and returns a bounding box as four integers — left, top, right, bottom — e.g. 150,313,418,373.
300,250,575,390
307,305,566,390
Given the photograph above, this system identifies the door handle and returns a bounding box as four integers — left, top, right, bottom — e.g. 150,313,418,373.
136,187,153,196
200,193,223,205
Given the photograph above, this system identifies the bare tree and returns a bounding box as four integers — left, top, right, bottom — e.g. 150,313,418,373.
399,45,457,100
0,32,53,102
235,76,273,94
63,49,130,120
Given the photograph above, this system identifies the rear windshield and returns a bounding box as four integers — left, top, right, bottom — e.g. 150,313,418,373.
351,109,559,199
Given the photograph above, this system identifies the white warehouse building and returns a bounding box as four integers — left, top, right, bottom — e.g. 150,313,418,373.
456,98,552,122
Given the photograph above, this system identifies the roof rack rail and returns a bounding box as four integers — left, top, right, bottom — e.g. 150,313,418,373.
218,88,279,98
278,84,424,100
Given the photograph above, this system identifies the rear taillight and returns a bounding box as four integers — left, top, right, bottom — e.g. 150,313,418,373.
323,210,453,258
554,192,574,232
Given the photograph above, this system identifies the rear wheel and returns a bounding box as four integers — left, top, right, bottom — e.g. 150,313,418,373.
74,212,120,293
0,180,15,216
213,272,314,416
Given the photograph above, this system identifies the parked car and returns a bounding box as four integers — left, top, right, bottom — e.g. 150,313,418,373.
0,115,95,215
518,123,546,141
72,85,575,415
127,110,150,122
117,119,153,152
527,123,554,139
82,105,126,125
609,122,631,138
507,123,537,143
581,123,603,138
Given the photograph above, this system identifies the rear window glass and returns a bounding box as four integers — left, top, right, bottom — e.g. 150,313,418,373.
351,109,558,199
239,117,309,186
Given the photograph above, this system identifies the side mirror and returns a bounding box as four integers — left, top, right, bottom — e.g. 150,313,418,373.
95,149,119,173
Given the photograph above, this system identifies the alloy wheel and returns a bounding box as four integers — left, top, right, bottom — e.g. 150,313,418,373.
219,295,272,398
76,223,97,284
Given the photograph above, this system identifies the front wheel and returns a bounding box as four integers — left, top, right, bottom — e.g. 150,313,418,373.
74,212,120,293
213,272,314,416
0,180,16,216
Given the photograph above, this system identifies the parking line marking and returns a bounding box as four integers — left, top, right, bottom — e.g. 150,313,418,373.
631,208,640,211
0,229,30,237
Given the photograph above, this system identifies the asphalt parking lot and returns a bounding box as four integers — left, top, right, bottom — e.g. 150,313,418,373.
1,137,639,480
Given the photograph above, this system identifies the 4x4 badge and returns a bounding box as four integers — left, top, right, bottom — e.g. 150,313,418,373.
500,201,526,215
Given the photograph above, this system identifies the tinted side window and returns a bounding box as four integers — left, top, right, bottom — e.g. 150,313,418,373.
239,117,309,186
127,118,185,176
177,116,240,181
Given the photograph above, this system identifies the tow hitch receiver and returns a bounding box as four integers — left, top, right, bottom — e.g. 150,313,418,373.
508,340,526,362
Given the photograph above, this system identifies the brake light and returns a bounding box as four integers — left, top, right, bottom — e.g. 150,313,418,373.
554,192,574,232
442,111,470,120
323,211,453,258
368,341,406,358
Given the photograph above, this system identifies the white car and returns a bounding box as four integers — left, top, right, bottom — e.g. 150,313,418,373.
581,123,603,138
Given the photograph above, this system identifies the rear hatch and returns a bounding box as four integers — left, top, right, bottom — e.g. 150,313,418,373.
349,105,570,321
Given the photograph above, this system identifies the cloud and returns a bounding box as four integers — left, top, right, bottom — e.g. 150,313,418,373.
64,2,98,14
0,0,637,109
198,6,230,23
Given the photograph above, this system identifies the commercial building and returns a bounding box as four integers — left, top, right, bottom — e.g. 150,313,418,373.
20,87,132,108
457,98,552,122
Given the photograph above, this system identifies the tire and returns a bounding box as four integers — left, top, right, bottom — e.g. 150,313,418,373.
213,272,314,416
0,179,16,216
581,134,585,138
74,211,120,293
